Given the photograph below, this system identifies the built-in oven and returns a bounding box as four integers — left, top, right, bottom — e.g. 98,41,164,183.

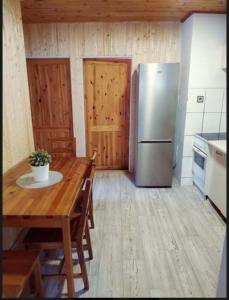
192,145,207,193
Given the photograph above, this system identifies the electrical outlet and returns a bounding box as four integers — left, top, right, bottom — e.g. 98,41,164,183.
197,96,204,103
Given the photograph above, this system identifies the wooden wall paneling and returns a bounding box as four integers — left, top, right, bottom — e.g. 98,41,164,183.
3,0,34,172
96,23,105,56
21,0,226,23
84,23,99,56
23,21,181,169
126,23,134,56
26,23,59,56
22,23,32,57
110,23,127,56
68,24,87,155
57,23,70,55
39,23,58,56
103,23,112,56
3,0,35,249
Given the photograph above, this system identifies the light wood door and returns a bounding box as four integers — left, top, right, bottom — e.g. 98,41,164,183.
84,59,130,169
27,58,75,158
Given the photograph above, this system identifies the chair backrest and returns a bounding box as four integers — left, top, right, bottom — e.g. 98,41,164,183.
75,178,92,241
83,155,96,185
87,164,95,181
90,150,97,166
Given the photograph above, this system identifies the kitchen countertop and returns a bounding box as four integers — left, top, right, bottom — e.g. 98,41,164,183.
195,132,226,141
208,140,227,155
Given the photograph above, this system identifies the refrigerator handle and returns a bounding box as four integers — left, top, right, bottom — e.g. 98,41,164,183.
139,139,173,143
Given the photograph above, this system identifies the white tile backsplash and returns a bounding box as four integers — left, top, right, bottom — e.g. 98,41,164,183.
187,89,205,112
184,113,203,135
183,135,194,156
202,113,221,133
178,87,226,186
222,89,226,113
204,89,224,113
180,177,193,186
181,157,193,177
220,113,226,132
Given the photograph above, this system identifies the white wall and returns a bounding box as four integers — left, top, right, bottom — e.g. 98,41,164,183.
174,16,193,180
189,14,226,89
175,13,226,185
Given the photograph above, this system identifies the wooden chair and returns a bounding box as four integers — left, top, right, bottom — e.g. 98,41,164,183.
23,179,93,291
2,250,43,298
90,150,97,166
79,150,97,229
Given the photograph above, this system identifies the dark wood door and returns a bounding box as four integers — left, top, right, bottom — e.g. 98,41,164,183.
84,59,131,169
27,58,75,158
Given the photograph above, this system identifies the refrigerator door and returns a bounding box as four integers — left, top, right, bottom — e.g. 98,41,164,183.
137,63,179,142
135,142,173,187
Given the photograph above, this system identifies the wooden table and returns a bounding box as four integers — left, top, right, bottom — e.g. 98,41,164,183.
3,157,90,297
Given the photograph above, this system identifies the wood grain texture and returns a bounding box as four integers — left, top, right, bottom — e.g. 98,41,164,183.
84,59,130,169
27,58,75,158
3,0,34,173
23,179,93,295
3,159,91,298
23,21,180,170
3,250,42,298
21,0,226,23
25,171,226,297
3,157,89,217
3,0,35,251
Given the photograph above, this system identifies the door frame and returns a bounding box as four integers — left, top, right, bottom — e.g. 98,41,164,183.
83,57,132,169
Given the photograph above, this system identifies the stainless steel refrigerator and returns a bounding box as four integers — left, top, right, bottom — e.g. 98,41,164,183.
135,63,179,187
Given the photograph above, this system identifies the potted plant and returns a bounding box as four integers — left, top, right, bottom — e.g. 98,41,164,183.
28,149,52,182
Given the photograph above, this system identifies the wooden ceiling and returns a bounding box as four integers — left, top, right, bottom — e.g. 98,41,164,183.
21,0,227,23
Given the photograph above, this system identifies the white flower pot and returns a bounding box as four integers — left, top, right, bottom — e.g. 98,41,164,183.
31,164,49,182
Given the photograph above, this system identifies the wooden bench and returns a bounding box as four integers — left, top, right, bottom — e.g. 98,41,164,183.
2,250,43,298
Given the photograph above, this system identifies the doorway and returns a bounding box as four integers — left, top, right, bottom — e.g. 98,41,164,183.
27,58,75,158
84,58,131,169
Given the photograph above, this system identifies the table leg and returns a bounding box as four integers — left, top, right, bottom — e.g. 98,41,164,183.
34,258,43,297
62,218,75,297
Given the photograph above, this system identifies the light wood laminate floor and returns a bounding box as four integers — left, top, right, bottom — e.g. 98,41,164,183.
41,171,226,298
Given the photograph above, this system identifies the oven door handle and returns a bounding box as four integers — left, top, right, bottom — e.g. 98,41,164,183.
193,146,207,159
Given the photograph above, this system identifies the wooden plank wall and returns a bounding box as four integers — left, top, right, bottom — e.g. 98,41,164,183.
23,22,180,171
3,0,34,249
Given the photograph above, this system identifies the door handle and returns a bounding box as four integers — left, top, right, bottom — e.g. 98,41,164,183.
193,146,207,158
140,139,172,143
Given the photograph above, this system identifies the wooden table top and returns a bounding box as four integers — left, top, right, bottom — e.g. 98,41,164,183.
3,157,89,218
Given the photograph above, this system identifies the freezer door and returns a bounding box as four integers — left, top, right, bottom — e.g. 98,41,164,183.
137,63,179,142
135,142,173,187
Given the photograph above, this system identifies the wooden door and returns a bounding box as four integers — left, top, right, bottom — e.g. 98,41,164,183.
84,59,131,169
27,58,75,158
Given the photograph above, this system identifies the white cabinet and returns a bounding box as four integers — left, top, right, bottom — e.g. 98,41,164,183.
205,145,226,217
